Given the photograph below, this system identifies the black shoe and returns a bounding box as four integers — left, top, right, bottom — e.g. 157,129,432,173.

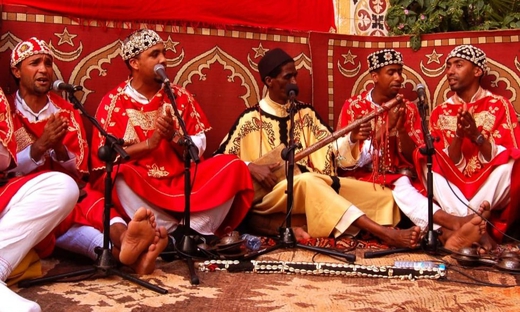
160,235,179,262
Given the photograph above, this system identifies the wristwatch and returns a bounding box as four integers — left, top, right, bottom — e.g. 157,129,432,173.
472,133,485,146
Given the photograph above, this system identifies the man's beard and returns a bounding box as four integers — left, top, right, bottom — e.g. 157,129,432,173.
33,84,50,95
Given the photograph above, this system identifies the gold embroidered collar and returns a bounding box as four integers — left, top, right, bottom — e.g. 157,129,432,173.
260,94,291,118
452,87,486,104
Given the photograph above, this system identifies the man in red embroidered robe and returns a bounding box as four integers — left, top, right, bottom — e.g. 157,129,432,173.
412,44,520,250
90,29,254,246
337,49,431,229
0,87,78,312
9,37,166,274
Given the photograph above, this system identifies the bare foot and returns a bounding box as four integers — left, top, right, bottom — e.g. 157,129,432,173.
476,200,494,255
450,200,490,230
293,227,311,241
379,226,421,248
119,207,157,265
132,226,169,275
444,215,486,252
478,233,497,255
479,200,491,220
452,214,477,230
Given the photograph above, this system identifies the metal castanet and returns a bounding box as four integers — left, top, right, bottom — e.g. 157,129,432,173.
251,94,404,203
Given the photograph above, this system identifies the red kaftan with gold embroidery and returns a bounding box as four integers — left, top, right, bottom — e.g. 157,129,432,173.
416,91,520,240
91,81,253,236
336,91,424,187
0,89,71,257
0,88,42,212
10,92,113,238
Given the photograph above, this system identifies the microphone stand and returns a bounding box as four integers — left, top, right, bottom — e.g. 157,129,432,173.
19,90,167,293
243,87,356,263
364,95,447,259
417,98,442,253
161,80,201,285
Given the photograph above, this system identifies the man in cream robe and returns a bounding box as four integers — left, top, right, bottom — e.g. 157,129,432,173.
217,48,420,248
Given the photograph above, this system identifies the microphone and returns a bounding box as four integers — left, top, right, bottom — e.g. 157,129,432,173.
154,64,170,83
285,83,299,101
416,84,426,104
53,80,83,92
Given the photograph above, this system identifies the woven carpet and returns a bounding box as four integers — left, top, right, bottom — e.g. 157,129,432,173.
11,238,520,312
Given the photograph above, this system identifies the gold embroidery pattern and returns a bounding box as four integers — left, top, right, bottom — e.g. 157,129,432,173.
230,114,276,156
474,111,495,133
14,127,36,152
124,107,157,145
437,114,458,136
0,91,14,153
494,95,519,149
99,86,126,146
293,110,334,176
173,86,209,134
406,103,424,145
162,103,188,136
146,163,169,178
122,121,140,146
463,155,482,177
58,104,88,173
127,109,157,132
492,129,502,141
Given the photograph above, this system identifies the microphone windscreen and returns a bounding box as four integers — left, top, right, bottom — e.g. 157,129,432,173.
154,64,165,74
153,64,170,83
285,83,299,97
52,80,65,92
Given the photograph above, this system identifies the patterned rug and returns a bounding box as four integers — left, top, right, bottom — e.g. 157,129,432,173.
11,237,520,312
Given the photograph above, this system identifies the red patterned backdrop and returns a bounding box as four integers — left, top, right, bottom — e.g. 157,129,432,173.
1,4,519,158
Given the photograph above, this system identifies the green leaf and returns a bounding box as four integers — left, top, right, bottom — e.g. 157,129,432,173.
410,35,422,51
385,0,520,47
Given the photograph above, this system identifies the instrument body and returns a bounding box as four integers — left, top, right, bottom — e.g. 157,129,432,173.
251,95,403,203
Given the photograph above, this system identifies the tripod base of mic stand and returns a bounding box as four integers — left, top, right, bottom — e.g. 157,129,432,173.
18,248,168,294
421,229,442,254
243,227,356,263
176,235,200,285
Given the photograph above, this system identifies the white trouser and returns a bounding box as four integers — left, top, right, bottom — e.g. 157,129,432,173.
0,280,41,312
394,159,513,231
393,176,441,231
55,218,127,261
0,172,78,281
115,177,234,235
55,225,104,261
430,159,512,216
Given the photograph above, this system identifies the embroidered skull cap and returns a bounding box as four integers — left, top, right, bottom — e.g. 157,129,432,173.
258,48,294,82
11,37,53,67
367,49,404,72
446,44,488,74
121,29,164,61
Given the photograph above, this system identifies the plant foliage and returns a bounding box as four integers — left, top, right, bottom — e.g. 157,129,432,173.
386,0,520,50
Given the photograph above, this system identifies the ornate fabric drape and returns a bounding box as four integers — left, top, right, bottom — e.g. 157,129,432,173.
1,0,336,32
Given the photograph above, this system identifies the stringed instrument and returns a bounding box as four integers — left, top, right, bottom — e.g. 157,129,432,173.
251,94,403,203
